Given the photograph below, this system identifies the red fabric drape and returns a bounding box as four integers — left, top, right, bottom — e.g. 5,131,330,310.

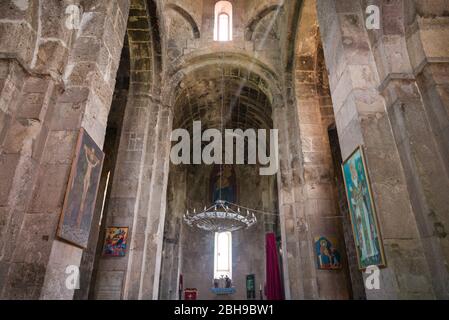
265,232,283,300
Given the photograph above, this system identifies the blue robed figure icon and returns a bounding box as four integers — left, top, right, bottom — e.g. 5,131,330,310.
211,164,236,203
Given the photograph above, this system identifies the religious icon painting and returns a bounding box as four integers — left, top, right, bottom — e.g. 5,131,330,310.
57,128,105,248
210,164,237,203
102,227,129,257
314,236,342,270
342,146,386,270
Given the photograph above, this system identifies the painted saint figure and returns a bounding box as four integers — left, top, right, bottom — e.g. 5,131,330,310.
212,165,235,203
349,162,379,263
58,128,104,248
318,239,332,268
315,236,342,270
76,145,100,227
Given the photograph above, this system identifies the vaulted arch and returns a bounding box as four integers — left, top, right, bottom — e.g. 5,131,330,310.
166,3,201,39
245,4,283,41
163,52,282,108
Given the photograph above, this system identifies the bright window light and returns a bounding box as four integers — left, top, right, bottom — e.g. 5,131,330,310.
214,1,233,42
218,13,230,41
214,232,232,279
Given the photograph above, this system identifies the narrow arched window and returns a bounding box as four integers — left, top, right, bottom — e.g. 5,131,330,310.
214,232,232,279
218,13,230,41
214,1,233,41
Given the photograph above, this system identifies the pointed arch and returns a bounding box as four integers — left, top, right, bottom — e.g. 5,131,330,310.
166,3,200,39
245,4,283,41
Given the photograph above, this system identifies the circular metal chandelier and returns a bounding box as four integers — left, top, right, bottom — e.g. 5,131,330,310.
184,200,257,232
183,53,259,233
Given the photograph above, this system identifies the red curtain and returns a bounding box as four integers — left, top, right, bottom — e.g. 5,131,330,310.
265,232,283,300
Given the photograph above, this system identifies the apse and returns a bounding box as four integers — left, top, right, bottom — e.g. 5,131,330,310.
160,63,280,300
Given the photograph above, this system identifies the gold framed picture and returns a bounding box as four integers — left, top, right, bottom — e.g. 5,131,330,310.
102,227,129,257
342,146,386,270
57,128,104,248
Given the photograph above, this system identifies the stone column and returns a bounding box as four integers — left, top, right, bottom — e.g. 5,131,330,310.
92,90,163,299
158,165,186,300
39,0,129,300
274,90,317,299
0,0,58,299
277,67,352,300
316,0,435,299
360,0,449,299
0,0,129,299
288,0,354,299
0,59,57,299
92,0,170,300
411,0,449,176
406,0,449,298
137,105,173,300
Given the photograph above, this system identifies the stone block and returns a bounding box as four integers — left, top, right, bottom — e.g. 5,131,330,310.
1,118,29,154
29,163,70,213
95,271,124,292
0,74,23,115
0,110,11,145
41,130,78,165
5,262,46,298
40,240,83,300
49,87,89,130
11,213,58,263
110,161,141,198
0,21,36,66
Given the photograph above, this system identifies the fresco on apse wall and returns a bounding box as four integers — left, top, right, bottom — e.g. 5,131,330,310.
342,146,386,270
57,128,104,248
210,164,237,203
314,236,342,270
102,227,129,257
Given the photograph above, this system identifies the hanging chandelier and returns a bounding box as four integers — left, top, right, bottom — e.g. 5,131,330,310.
184,200,257,232
183,52,259,233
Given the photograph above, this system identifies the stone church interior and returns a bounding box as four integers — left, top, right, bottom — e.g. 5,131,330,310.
0,0,449,301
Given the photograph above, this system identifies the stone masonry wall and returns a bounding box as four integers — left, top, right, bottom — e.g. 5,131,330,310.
316,0,439,299
0,0,129,299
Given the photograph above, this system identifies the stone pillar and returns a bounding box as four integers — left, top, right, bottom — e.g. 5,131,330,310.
40,0,129,300
316,0,435,299
361,0,449,299
0,0,57,299
411,0,449,176
288,0,353,299
276,0,354,299
92,0,170,300
91,89,163,299
0,59,57,299
0,0,129,299
158,165,186,300
277,65,352,300
137,105,172,300
407,0,449,298
274,91,316,299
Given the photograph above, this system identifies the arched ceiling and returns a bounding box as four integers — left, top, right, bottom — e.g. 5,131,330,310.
173,64,273,132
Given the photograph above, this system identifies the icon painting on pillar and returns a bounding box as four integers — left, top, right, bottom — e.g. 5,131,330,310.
57,128,105,248
342,146,386,270
102,227,129,257
314,236,342,270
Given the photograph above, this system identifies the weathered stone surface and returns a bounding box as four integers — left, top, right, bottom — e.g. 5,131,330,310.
0,0,448,301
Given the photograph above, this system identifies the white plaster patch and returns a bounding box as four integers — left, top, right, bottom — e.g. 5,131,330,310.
62,62,75,85
12,0,29,11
